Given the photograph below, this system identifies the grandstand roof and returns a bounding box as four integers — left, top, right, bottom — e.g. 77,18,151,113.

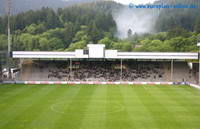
12,44,198,60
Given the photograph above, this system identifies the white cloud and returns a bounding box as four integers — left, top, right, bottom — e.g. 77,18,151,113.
113,0,156,5
113,8,156,38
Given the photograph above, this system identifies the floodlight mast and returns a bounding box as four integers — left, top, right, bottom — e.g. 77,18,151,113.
7,0,12,55
6,0,12,80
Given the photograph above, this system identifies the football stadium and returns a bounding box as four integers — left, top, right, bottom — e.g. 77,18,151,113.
1,44,200,129
1,0,200,129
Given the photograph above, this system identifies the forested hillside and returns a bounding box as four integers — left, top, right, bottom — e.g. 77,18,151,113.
0,0,200,52
0,0,99,15
155,0,200,32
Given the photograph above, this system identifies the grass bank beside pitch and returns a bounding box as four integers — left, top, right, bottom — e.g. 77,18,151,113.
0,84,200,129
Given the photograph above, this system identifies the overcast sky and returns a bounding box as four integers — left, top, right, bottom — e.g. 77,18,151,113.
64,0,157,5
113,0,156,5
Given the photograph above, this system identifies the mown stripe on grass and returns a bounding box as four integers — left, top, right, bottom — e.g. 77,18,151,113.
52,85,96,129
163,86,200,113
135,86,182,129
0,85,32,103
151,86,186,113
181,86,200,96
159,86,200,129
147,86,183,129
106,85,132,129
0,85,45,114
120,86,159,129
9,85,73,129
24,85,81,129
0,85,25,96
79,85,107,129
0,86,54,129
175,86,200,105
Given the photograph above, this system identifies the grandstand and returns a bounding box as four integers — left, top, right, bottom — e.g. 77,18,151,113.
6,44,199,84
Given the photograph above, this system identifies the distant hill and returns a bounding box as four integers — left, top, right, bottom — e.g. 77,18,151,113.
0,0,98,15
155,0,200,32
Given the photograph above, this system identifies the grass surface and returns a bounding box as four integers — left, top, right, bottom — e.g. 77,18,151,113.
0,84,200,129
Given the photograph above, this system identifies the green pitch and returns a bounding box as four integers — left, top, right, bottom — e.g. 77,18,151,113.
0,85,200,129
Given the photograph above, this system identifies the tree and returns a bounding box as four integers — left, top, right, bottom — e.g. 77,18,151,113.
134,39,151,52
88,22,102,43
149,32,167,41
161,40,174,52
19,33,37,51
46,9,61,29
148,40,164,52
0,35,7,51
127,29,133,38
121,42,132,52
67,40,87,51
112,41,132,52
167,27,191,39
32,23,47,34
169,37,185,52
98,37,112,49
73,31,87,42
63,22,76,48
24,24,38,34
48,38,64,50
39,37,49,51
195,16,200,34
0,17,5,34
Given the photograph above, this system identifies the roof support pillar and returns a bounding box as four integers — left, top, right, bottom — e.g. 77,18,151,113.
70,59,72,81
171,59,174,82
120,58,123,81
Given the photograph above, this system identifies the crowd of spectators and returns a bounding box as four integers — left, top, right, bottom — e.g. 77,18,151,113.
42,61,164,82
